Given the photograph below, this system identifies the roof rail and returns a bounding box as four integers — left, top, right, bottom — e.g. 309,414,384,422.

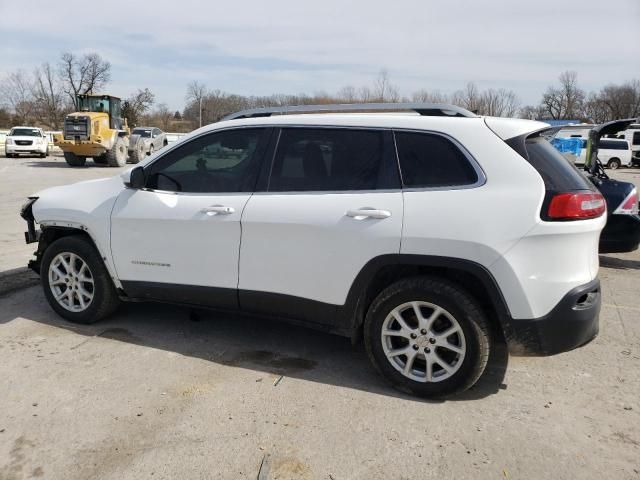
221,102,476,121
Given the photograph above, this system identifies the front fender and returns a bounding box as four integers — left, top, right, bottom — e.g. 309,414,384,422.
31,176,125,287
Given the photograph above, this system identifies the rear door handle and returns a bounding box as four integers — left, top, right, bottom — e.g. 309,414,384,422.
346,208,391,219
201,205,235,215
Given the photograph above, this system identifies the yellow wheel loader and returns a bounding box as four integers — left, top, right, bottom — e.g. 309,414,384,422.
54,94,130,167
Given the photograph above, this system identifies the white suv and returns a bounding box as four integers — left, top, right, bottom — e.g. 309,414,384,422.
21,103,606,397
5,126,49,158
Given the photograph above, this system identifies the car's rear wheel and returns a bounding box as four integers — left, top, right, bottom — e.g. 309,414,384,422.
64,151,86,167
129,140,145,164
41,236,120,324
607,158,621,170
364,276,490,398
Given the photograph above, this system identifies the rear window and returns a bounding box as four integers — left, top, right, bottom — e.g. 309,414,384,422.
394,131,479,188
633,132,640,146
522,136,593,192
600,140,628,150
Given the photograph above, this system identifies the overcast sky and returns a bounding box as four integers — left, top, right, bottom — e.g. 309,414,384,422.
1,0,639,111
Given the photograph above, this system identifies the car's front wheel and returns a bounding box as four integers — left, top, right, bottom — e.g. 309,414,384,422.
41,235,120,324
607,158,621,170
364,276,490,398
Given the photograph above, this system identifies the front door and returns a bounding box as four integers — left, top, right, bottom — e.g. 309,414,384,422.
110,127,271,308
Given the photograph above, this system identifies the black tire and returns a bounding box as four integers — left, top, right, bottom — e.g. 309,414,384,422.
364,276,490,398
64,151,86,167
607,158,621,170
40,152,46,158
148,144,154,156
40,235,120,324
129,140,145,164
5,153,13,158
106,136,127,167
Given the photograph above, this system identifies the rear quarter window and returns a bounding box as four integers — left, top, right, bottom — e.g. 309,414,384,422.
521,136,593,192
394,131,479,188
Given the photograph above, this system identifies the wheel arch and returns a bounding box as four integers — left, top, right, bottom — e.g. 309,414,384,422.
30,225,122,290
341,254,511,343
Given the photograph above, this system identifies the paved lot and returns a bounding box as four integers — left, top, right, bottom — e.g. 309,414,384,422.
1,155,639,479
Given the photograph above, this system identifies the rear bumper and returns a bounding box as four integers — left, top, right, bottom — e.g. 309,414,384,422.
504,279,601,356
599,214,640,253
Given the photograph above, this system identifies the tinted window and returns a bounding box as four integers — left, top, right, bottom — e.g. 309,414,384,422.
133,129,152,137
268,128,397,192
632,132,640,146
146,128,268,193
395,132,478,188
524,136,592,192
600,140,628,150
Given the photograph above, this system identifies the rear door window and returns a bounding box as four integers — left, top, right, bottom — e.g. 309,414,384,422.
267,128,399,192
394,131,480,188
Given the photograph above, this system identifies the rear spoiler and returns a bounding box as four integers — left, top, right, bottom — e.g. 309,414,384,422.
586,118,637,174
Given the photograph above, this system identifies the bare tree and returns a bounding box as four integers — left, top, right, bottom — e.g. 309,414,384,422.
185,81,208,127
122,88,155,126
59,52,111,108
373,69,400,102
32,62,66,129
452,82,483,113
541,71,585,119
482,88,520,117
337,85,358,102
411,89,449,103
0,70,35,124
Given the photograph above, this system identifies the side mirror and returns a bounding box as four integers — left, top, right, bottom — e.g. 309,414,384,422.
122,166,146,189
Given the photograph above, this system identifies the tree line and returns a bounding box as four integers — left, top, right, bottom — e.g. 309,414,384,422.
1,52,639,131
0,51,177,131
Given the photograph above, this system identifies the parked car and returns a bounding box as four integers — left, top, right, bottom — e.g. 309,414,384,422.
582,120,640,253
5,126,49,158
128,127,168,163
21,103,607,398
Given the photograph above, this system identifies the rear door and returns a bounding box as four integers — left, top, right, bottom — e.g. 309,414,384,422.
238,127,403,326
110,127,271,308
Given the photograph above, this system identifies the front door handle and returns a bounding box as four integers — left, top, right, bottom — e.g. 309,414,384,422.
201,205,235,215
346,208,392,219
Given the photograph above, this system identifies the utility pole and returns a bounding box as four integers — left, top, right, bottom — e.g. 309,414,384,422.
199,96,202,128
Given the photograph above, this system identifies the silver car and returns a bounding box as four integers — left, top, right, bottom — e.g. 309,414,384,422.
128,127,168,163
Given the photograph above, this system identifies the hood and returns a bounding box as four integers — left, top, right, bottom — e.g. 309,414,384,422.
31,175,124,225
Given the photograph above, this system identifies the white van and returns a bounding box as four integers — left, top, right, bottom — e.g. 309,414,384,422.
598,138,632,169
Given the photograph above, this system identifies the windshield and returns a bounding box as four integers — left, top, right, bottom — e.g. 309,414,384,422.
77,96,111,113
133,129,152,137
9,128,41,137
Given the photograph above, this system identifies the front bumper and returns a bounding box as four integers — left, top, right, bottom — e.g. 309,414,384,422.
6,144,47,154
504,279,601,356
599,214,640,253
55,136,108,156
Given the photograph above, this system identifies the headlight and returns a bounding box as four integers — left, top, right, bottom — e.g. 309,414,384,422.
20,197,38,220
6,138,13,145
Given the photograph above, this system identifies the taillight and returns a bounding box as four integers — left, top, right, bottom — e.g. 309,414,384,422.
613,188,639,215
548,192,606,220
